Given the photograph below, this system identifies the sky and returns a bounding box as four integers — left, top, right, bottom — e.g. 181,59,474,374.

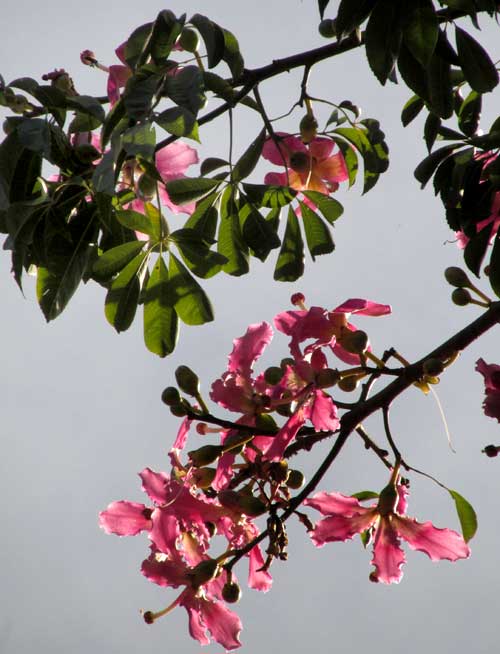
1,2,500,653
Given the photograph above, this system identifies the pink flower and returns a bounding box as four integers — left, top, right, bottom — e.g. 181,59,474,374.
476,358,500,422
80,43,131,105
274,296,391,365
263,133,348,195
304,481,470,584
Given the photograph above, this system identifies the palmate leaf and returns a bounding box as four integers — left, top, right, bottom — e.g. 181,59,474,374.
165,177,221,205
143,255,179,357
92,241,146,282
231,128,266,183
334,124,388,193
155,106,199,141
274,207,304,282
364,0,404,85
184,192,220,241
169,227,227,278
302,190,343,224
190,14,225,68
168,253,214,325
242,183,297,208
403,0,438,68
218,186,248,276
455,26,499,94
239,200,281,262
115,206,162,240
401,95,425,127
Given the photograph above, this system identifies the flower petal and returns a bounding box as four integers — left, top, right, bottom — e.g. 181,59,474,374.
370,516,405,584
304,491,368,517
308,510,377,546
99,500,151,535
227,322,273,377
155,141,199,179
392,515,471,562
139,467,169,504
262,133,305,165
308,137,334,160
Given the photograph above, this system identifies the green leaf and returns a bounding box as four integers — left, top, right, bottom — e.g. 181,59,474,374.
168,253,214,325
335,140,358,187
403,0,438,68
222,28,244,79
165,177,221,205
455,26,499,93
414,144,461,188
424,113,441,153
92,151,116,195
155,106,199,141
121,123,156,159
92,241,146,281
200,157,229,176
150,10,185,63
336,0,376,39
365,0,404,85
68,112,102,134
274,207,304,282
115,207,162,240
401,95,425,127
218,186,249,276
464,222,493,277
36,213,97,321
124,22,154,70
8,77,39,94
397,42,430,102
351,490,379,501
449,489,477,542
232,128,266,183
184,192,220,241
123,72,161,121
66,95,105,122
242,183,297,208
300,202,335,260
169,227,227,278
458,90,482,137
164,65,205,114
190,14,225,68
489,233,500,298
104,251,148,332
318,0,330,20
143,256,178,357
101,98,126,148
239,200,281,261
428,52,453,118
16,119,51,158
302,191,343,224
335,125,388,193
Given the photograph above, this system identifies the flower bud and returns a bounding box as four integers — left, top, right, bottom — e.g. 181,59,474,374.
275,403,292,417
377,483,398,516
422,358,444,377
222,581,242,603
315,368,340,388
483,444,500,458
338,375,360,392
299,113,318,144
137,173,157,200
451,288,471,306
188,444,223,467
175,365,200,396
264,366,283,385
445,266,470,288
161,386,181,406
178,27,200,53
280,357,295,371
218,490,267,516
191,467,217,488
189,559,220,589
270,460,289,483
170,404,188,417
340,330,369,354
318,18,336,38
286,469,305,489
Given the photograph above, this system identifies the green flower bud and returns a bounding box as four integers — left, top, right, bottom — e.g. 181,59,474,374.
191,467,217,488
280,358,295,371
175,365,200,396
270,460,289,483
286,469,305,489
170,403,188,417
275,403,292,417
189,559,220,589
137,173,157,200
451,288,471,306
377,483,398,516
338,375,360,392
341,329,369,354
222,581,242,603
161,386,181,406
299,113,318,144
188,444,223,467
315,368,340,388
445,266,470,288
218,490,267,516
318,18,336,38
178,27,200,53
264,366,283,385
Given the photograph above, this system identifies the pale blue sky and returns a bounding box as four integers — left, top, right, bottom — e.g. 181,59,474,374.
1,2,500,653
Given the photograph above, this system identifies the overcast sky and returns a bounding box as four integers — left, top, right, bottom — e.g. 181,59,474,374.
1,2,500,653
